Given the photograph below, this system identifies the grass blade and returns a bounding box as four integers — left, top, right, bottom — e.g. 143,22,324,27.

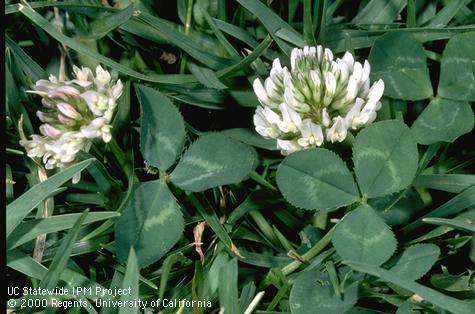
188,62,228,90
8,249,107,299
77,151,120,194
189,193,239,256
6,158,94,237
323,26,475,53
346,261,474,314
402,186,475,233
217,35,273,78
6,1,116,15
136,11,231,70
352,0,406,24
275,28,306,47
5,35,47,81
6,164,14,204
17,4,194,84
118,248,139,314
213,18,260,47
426,0,469,27
40,209,89,289
219,258,240,314
197,4,241,60
413,174,475,193
303,0,315,45
8,212,120,249
406,0,416,28
410,210,475,243
423,217,475,233
158,253,179,300
236,0,303,54
84,5,134,40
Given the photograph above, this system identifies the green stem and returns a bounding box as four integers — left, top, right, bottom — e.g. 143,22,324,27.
445,157,475,173
424,49,442,62
109,137,136,181
406,0,416,28
325,260,341,297
282,225,335,275
260,225,335,288
179,0,194,74
248,209,280,246
249,170,277,190
382,189,406,213
303,0,315,45
273,225,295,252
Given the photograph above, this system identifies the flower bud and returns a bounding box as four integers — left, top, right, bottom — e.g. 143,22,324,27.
57,103,82,120
95,65,111,86
253,78,270,105
39,124,62,137
55,86,80,97
36,111,54,123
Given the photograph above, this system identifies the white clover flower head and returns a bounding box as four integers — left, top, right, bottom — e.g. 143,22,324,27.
253,45,385,155
21,64,123,182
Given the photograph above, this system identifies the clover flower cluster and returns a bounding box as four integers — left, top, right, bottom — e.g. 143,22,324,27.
20,65,123,181
253,46,385,155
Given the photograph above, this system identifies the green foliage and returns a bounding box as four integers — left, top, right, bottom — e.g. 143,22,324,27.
390,244,440,280
218,258,240,314
276,148,359,210
411,98,474,145
136,11,230,70
431,272,474,292
427,0,470,27
289,269,358,314
170,133,257,192
353,120,419,198
5,35,47,82
438,32,475,101
6,1,475,313
136,84,186,171
118,248,139,314
411,210,475,243
8,211,119,249
6,159,94,237
7,250,106,300
423,217,475,233
18,4,174,83
85,5,134,40
236,0,304,53
347,261,475,314
115,180,184,267
220,128,277,150
189,193,236,251
352,0,406,24
369,188,423,226
187,62,228,90
403,186,475,233
369,32,432,100
332,205,397,266
413,174,475,194
39,210,89,290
